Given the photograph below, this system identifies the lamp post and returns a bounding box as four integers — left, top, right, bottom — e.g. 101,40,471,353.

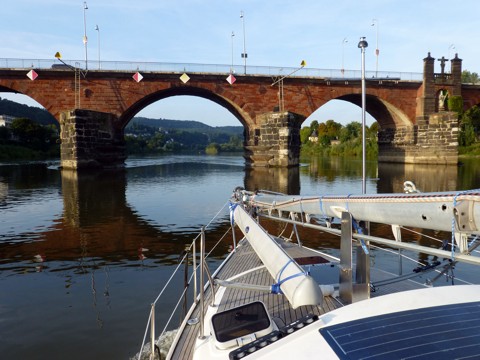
240,11,247,75
342,37,348,76
230,31,235,74
83,2,88,70
358,36,368,194
95,25,100,69
371,19,378,77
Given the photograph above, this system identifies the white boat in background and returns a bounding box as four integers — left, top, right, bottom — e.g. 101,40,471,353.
133,184,480,360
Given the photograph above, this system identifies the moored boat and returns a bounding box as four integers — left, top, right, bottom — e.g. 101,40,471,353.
134,185,480,360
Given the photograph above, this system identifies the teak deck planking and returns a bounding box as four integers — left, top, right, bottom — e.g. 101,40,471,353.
168,238,425,359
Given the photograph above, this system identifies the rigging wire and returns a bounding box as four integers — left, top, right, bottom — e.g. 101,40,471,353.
138,201,232,359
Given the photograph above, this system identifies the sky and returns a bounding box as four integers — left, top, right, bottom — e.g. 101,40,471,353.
1,0,479,127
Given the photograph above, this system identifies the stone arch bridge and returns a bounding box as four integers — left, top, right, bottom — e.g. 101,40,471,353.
0,54,478,169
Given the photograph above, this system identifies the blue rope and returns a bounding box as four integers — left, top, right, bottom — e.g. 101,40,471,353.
271,259,306,295
352,218,369,255
319,196,325,216
229,202,238,225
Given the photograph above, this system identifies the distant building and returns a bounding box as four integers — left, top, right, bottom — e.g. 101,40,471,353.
308,130,318,143
0,115,14,127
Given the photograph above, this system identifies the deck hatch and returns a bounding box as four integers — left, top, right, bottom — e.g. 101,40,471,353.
319,301,480,359
211,301,273,349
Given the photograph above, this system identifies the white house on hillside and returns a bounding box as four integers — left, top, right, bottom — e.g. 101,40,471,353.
0,115,14,127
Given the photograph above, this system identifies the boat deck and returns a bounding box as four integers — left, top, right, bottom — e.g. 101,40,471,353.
168,238,426,360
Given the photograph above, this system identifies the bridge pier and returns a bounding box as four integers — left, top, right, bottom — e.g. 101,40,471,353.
61,169,127,227
378,112,458,165
244,111,303,167
59,109,127,170
244,166,300,194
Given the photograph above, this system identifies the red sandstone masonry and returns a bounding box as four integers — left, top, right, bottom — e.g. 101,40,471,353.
0,57,472,167
0,69,433,129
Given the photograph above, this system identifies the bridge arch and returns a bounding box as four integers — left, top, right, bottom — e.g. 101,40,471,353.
119,85,251,129
307,93,411,129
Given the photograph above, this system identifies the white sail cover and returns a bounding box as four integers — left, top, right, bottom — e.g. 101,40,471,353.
249,191,480,234
231,203,323,309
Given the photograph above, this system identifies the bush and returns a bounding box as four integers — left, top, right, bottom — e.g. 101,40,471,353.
448,96,463,114
205,143,219,155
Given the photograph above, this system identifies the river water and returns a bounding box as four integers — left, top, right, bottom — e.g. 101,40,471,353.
0,154,479,359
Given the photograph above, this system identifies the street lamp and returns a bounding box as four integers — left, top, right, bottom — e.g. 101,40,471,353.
231,31,235,74
240,11,247,75
358,36,368,194
83,2,88,70
95,25,100,69
341,37,348,76
371,18,379,77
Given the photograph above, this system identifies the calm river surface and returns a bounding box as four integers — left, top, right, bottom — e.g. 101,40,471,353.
1,154,479,359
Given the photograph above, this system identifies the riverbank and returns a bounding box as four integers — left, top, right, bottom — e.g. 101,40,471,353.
0,144,59,161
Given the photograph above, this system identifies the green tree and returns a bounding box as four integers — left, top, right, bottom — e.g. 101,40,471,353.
316,120,342,145
300,126,311,144
10,117,56,151
0,126,11,143
462,105,480,131
459,105,480,147
459,124,476,146
462,70,479,84
366,122,379,140
448,96,463,114
205,143,219,155
339,121,361,142
147,132,166,151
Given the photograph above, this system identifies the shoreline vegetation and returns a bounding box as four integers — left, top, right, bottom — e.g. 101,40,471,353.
1,97,479,162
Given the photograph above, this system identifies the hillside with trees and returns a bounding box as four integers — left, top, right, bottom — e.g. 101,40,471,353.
300,119,379,158
0,97,244,160
0,97,57,125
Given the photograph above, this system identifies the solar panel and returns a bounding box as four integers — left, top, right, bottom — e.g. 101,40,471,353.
319,301,480,359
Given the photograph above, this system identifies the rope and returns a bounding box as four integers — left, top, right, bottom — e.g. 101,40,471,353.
271,259,306,294
229,202,238,225
352,217,369,255
400,226,444,245
137,311,153,360
319,196,325,217
450,189,480,260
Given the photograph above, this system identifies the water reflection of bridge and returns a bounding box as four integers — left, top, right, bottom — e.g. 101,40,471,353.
0,165,302,265
0,159,466,267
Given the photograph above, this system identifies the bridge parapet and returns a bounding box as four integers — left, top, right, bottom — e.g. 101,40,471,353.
0,58,423,81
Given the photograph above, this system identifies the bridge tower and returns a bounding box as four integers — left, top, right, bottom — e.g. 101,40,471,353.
378,52,461,165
